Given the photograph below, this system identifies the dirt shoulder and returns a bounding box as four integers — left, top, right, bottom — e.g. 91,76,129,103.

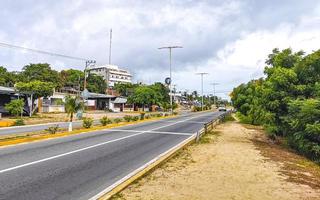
113,121,320,200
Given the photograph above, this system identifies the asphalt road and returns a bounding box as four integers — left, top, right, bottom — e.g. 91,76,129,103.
0,111,224,200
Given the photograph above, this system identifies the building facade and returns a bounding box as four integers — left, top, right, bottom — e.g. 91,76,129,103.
88,64,132,88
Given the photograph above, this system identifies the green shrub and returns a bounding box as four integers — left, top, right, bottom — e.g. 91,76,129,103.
46,125,59,134
173,111,178,115
132,116,139,121
5,99,24,117
156,113,162,117
124,115,133,122
82,117,93,128
14,118,25,126
100,116,112,126
140,112,145,120
164,113,169,116
113,118,122,123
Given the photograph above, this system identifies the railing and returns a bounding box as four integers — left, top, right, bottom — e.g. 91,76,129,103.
195,110,232,142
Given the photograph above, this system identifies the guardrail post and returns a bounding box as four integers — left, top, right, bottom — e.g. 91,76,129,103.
196,131,200,142
204,123,208,134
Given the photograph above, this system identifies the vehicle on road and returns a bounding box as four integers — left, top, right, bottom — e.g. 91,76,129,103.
218,106,227,111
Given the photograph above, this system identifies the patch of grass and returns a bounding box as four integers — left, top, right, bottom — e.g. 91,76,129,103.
221,114,235,122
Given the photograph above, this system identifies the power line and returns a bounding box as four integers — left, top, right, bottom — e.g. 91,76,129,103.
0,42,90,61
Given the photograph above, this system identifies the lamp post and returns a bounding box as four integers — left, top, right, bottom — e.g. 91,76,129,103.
211,83,219,107
158,46,183,114
196,72,208,111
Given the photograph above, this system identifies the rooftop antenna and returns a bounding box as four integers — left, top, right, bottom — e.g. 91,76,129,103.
109,29,112,65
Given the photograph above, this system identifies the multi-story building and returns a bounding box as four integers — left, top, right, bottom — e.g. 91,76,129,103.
88,64,132,88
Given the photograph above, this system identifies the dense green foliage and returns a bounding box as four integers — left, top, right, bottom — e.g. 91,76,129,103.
4,99,24,117
231,48,320,163
0,64,107,94
121,82,170,110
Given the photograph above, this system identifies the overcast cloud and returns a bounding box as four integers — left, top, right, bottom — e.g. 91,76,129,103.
1,0,320,99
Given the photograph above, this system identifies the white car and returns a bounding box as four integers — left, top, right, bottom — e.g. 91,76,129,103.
218,106,227,111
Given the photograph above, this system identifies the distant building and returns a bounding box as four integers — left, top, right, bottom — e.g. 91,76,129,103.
88,64,132,88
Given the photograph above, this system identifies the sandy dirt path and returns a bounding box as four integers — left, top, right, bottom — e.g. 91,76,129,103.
114,121,320,200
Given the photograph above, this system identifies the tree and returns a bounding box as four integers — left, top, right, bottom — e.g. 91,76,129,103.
15,81,55,116
128,86,157,111
64,95,84,131
114,83,137,96
0,66,18,87
86,74,107,94
19,63,61,86
149,82,170,105
231,48,320,163
60,69,84,89
4,99,24,117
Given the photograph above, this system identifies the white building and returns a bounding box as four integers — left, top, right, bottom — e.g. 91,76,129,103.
88,64,132,88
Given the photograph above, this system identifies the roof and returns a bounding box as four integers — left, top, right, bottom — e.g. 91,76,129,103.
0,86,15,94
113,97,127,104
88,92,115,99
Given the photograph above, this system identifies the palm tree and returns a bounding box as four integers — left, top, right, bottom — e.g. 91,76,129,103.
64,95,84,131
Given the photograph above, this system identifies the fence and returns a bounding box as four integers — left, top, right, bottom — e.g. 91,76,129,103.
195,110,232,142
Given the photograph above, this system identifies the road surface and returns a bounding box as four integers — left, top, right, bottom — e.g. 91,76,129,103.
0,111,223,200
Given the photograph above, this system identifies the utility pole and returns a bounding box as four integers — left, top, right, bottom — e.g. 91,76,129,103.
158,46,183,114
211,83,219,107
109,29,112,65
84,60,96,90
196,72,208,111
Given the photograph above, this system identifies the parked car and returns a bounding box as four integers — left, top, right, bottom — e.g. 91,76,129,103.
218,106,227,111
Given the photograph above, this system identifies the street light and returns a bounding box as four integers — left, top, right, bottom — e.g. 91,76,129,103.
195,72,209,111
158,46,183,114
211,83,219,107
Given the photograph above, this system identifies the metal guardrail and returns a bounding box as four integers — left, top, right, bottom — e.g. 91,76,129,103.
195,110,232,142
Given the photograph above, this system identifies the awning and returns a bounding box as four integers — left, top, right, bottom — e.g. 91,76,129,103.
0,86,16,94
113,97,127,104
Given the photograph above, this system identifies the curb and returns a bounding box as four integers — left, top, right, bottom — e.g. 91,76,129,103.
89,134,196,200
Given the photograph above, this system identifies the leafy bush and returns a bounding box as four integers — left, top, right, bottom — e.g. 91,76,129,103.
14,119,25,126
132,116,139,121
173,111,178,115
124,115,133,122
82,117,93,129
46,125,59,134
113,118,122,123
5,99,24,117
164,113,169,116
140,112,145,120
100,116,112,126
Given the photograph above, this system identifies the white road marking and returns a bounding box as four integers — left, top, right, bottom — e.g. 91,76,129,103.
0,112,214,174
102,129,193,136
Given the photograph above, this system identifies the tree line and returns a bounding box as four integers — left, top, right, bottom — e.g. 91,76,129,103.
0,63,107,94
231,48,320,163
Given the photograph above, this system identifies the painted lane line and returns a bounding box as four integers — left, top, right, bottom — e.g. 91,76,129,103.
88,134,196,200
0,113,210,174
0,132,145,174
101,129,193,136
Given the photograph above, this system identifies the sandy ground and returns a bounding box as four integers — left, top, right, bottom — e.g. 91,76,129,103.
114,121,320,200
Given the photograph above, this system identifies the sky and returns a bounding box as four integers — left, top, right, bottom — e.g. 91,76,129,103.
1,0,320,99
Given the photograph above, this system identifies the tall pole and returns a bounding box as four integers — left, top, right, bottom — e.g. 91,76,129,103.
158,46,183,114
211,83,219,107
196,72,208,111
109,29,112,65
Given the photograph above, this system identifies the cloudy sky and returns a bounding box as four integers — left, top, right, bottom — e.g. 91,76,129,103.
1,0,320,99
